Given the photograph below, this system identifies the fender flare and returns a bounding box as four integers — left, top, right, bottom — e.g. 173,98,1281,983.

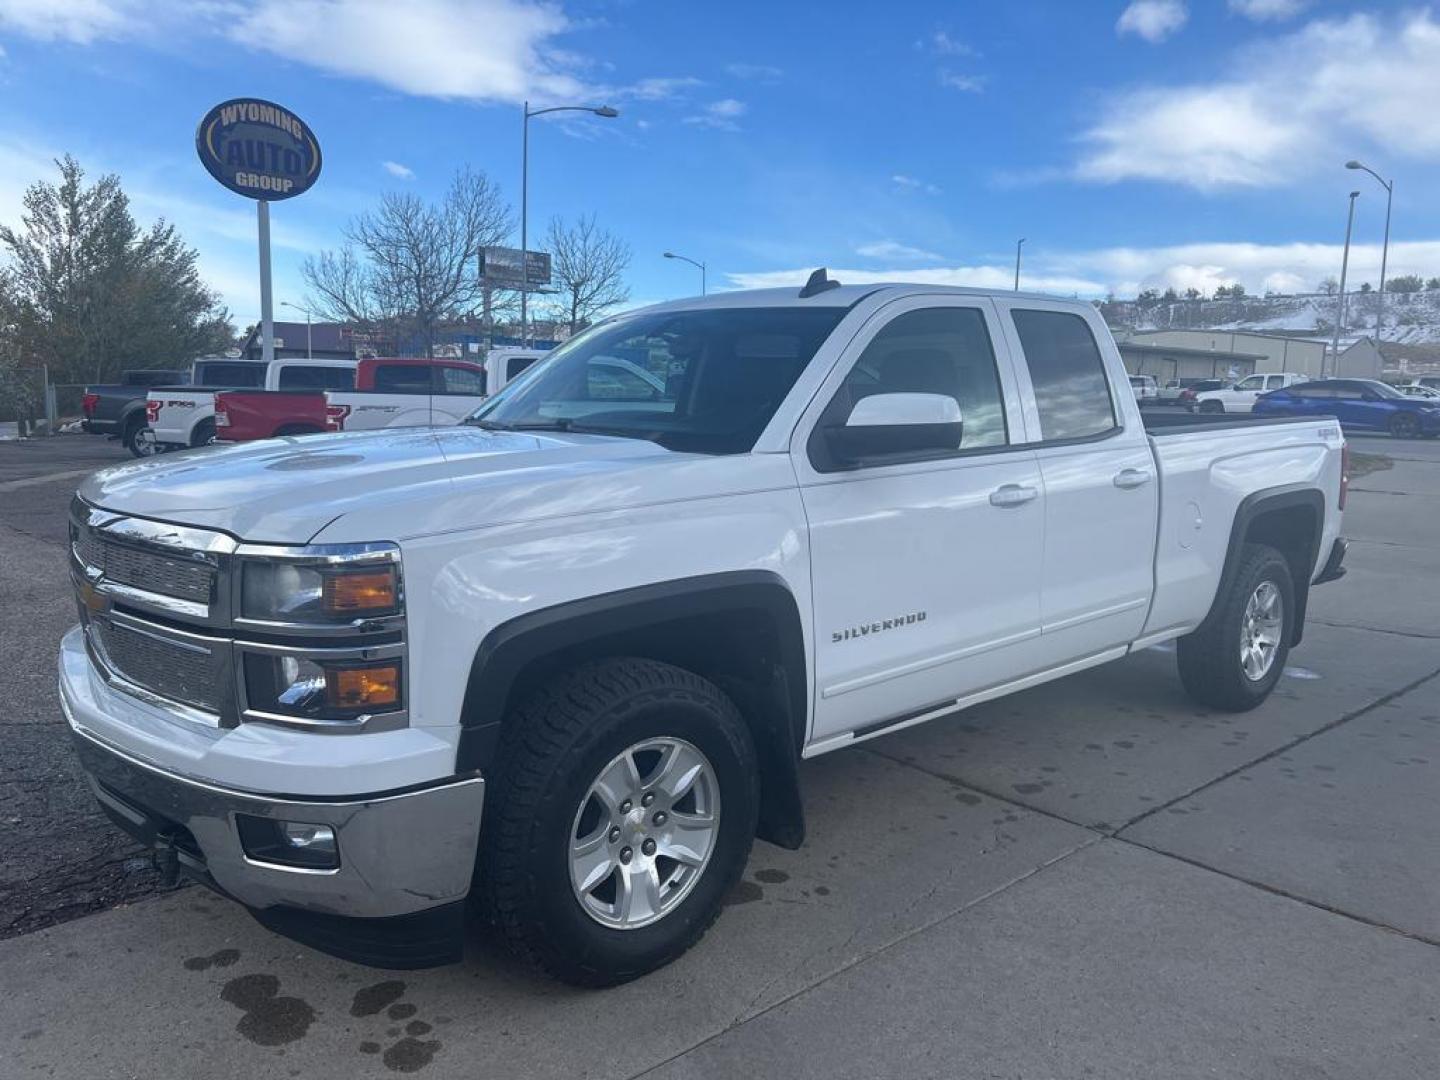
1204,485,1325,647
456,570,810,848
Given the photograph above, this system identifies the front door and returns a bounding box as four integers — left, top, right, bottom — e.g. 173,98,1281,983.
794,297,1043,745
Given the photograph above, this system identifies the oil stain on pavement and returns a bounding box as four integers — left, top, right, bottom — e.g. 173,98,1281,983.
351,979,442,1072
219,973,317,1046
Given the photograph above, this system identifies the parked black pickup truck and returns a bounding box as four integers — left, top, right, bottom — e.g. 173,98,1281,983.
81,369,189,454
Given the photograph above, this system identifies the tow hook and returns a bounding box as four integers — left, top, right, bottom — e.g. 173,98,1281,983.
152,832,181,887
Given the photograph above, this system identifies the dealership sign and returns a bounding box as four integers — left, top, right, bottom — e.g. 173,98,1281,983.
479,246,552,288
195,98,322,201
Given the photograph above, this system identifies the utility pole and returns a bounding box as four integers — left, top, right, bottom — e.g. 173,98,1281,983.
1329,191,1360,379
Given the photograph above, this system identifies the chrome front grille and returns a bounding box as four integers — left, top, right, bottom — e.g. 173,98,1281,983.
87,536,216,604
90,616,226,714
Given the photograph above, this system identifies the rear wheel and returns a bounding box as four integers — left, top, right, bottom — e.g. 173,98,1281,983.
1389,412,1420,439
190,418,216,447
1177,543,1293,712
479,657,758,987
123,418,156,458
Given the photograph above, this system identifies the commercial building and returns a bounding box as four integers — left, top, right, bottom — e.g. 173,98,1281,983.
1117,340,1267,383
1118,329,1331,378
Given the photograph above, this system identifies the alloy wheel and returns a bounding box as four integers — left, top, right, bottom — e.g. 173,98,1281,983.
1239,580,1284,681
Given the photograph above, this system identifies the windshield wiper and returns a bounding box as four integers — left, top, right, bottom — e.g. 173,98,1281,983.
467,417,659,443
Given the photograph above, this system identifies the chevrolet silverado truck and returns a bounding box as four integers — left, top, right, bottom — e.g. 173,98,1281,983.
61,276,1348,986
142,356,358,456
214,357,489,442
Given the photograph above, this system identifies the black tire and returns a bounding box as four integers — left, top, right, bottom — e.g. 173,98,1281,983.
1198,400,1225,415
122,417,155,458
478,657,759,987
190,418,216,448
1389,412,1419,439
1177,543,1294,712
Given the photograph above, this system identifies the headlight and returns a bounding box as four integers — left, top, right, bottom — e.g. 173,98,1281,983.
242,651,404,724
240,545,401,624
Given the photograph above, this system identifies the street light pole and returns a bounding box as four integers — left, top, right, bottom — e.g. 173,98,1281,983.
663,251,707,295
1346,160,1393,332
280,301,312,359
521,101,619,347
1329,191,1360,379
1014,238,1026,292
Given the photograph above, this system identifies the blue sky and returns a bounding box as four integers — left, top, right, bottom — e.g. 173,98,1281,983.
2,0,1438,325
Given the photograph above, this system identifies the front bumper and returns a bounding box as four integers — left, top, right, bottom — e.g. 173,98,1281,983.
61,640,484,967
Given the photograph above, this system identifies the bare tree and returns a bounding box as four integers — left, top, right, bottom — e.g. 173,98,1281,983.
304,168,510,355
544,215,632,336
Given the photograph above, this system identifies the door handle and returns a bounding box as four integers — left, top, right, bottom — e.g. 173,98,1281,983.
1113,468,1152,489
989,483,1038,508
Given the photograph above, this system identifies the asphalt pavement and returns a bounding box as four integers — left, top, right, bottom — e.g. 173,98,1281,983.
1,429,1438,1079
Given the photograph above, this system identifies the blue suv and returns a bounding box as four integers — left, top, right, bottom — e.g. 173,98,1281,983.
1253,378,1440,439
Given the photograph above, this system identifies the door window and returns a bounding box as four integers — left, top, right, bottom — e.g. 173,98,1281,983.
1011,309,1117,441
1236,375,1265,391
506,355,541,381
816,306,1008,467
438,366,486,395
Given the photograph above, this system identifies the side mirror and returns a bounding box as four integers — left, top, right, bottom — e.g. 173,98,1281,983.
824,392,963,465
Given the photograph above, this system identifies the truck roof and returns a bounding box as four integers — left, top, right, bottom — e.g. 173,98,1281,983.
630,281,1083,316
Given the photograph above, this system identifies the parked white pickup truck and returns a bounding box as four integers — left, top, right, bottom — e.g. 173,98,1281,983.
143,357,358,455
62,275,1348,985
1192,371,1309,414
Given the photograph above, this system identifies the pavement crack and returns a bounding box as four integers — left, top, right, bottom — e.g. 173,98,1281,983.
1309,619,1440,640
1115,662,1440,836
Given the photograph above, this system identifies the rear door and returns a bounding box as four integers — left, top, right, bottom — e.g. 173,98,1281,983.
994,299,1157,664
795,295,1042,745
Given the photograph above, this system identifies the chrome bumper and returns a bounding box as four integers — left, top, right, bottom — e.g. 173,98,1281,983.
66,717,484,922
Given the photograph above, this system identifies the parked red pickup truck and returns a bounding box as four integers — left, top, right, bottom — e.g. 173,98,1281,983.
214,356,494,442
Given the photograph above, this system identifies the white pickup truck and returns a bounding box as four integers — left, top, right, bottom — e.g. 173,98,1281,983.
62,277,1348,986
1192,371,1309,414
142,357,358,455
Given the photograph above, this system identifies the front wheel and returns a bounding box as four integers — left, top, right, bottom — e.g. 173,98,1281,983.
1177,543,1294,712
1198,400,1225,415
479,658,759,987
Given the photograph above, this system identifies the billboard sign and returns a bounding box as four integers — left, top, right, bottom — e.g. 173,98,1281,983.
195,98,322,201
479,246,552,287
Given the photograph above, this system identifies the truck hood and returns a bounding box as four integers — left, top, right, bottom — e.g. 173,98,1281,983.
79,426,765,544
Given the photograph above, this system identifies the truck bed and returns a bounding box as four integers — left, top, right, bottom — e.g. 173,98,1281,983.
1142,411,1329,435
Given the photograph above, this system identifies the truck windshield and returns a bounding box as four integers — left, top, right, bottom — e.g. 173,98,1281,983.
467,307,848,453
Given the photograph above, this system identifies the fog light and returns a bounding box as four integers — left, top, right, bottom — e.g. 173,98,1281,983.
237,815,340,870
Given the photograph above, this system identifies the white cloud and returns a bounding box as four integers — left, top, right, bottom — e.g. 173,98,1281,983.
0,0,137,44
619,76,701,101
855,240,943,262
1229,0,1306,21
1078,10,1440,190
381,160,415,179
891,173,941,195
683,98,745,131
1116,0,1188,43
938,70,984,93
923,30,974,57
729,239,1440,301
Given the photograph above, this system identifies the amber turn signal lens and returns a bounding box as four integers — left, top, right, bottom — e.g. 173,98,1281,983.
322,570,397,614
326,664,401,710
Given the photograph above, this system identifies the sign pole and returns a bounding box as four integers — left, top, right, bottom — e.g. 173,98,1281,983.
258,200,275,365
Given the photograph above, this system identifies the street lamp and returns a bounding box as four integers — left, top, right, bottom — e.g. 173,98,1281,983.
663,251,706,295
1346,160,1393,331
1329,191,1361,379
1014,238,1026,292
521,101,619,345
280,301,312,359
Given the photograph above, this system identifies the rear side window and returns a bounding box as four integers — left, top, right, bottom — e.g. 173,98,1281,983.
826,306,1009,453
438,366,486,395
1012,310,1117,441
194,362,265,388
278,365,355,391
507,355,541,381
372,364,434,394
